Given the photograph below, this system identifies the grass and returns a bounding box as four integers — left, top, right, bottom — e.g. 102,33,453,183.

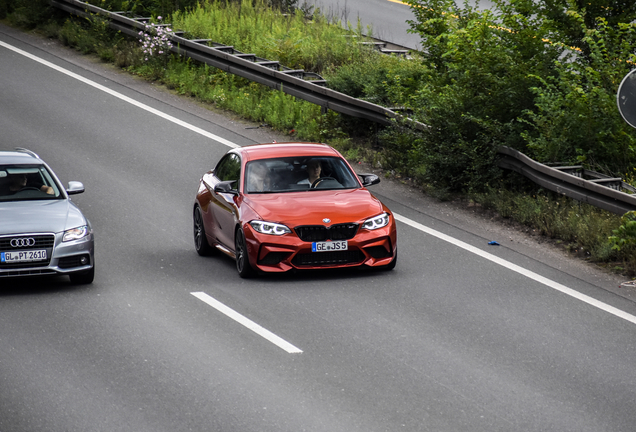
171,1,375,73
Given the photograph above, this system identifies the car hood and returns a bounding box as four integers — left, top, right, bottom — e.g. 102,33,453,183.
0,199,87,235
243,188,386,226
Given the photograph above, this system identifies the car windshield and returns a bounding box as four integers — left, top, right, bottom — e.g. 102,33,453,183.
244,156,360,194
0,165,62,201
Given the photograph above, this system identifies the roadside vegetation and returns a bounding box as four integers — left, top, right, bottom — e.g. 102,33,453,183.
2,0,636,275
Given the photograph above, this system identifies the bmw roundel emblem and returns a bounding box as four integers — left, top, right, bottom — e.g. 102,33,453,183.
323,218,331,224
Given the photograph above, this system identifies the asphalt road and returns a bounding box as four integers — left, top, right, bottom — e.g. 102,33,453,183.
307,0,497,49
2,23,636,432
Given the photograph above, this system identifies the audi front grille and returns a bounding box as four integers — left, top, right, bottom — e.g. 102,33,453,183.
0,234,55,269
0,234,55,250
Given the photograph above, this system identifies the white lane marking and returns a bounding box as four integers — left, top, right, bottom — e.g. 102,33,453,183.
0,40,239,149
191,292,303,354
5,39,633,327
394,213,636,326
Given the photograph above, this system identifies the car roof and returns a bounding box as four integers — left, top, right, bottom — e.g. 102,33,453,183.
0,149,44,165
236,142,341,162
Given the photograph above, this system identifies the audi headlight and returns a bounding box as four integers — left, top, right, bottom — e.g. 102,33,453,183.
63,225,89,242
362,213,390,230
249,220,291,236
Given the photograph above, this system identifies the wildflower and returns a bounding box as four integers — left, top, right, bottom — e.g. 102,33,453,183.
138,20,174,63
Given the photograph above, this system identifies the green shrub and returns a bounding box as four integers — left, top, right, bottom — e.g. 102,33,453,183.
404,0,636,192
4,0,54,27
325,53,428,108
57,15,123,59
521,15,636,173
609,211,636,252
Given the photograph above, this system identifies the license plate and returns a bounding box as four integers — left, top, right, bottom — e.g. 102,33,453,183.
1,250,47,263
312,240,348,252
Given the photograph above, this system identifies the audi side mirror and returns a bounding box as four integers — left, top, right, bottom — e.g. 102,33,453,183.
66,181,85,195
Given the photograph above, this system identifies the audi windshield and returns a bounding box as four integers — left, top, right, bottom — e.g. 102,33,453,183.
0,165,62,201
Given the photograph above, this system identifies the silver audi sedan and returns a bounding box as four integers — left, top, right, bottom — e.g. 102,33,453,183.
0,148,94,284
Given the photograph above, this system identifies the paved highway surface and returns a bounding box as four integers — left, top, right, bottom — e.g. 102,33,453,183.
1,23,636,432
308,0,497,49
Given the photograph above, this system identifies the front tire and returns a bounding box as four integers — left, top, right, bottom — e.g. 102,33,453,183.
235,228,255,278
69,266,95,284
381,251,397,271
194,206,214,256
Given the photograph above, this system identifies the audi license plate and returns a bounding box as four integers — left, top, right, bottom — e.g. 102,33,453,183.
312,240,348,252
1,250,47,263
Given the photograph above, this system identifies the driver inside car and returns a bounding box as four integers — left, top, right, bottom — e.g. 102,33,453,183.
8,173,54,195
297,159,322,186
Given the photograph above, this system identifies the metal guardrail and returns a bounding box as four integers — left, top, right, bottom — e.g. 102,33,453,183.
49,0,427,130
49,1,633,214
497,146,636,215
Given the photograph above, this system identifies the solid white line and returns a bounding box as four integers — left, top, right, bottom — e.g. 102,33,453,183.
191,292,303,354
394,213,636,326
0,40,239,149
5,39,633,327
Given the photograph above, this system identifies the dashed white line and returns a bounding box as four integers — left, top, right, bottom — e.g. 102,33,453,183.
191,291,303,354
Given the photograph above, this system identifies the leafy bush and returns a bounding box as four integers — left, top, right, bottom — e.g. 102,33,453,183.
521,14,636,173
400,0,556,192
3,0,55,27
610,211,636,253
403,0,636,192
325,53,428,107
57,15,124,61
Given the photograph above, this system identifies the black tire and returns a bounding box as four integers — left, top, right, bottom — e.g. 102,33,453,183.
381,251,397,271
69,266,95,284
235,228,255,278
194,206,214,256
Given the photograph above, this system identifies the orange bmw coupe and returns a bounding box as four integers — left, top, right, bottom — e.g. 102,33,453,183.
193,143,397,277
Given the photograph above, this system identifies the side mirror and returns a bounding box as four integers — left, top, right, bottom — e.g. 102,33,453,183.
214,180,238,195
66,181,85,195
358,173,380,187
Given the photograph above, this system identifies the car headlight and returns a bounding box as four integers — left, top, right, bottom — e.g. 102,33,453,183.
249,220,292,236
362,213,390,230
63,225,89,242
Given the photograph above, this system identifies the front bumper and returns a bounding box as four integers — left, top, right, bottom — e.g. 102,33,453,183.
243,222,397,273
0,231,94,278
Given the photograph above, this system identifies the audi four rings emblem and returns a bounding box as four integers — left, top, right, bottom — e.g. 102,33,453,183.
10,238,36,247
